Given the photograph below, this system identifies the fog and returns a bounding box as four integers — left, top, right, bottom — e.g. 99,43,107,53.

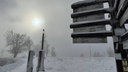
0,0,114,57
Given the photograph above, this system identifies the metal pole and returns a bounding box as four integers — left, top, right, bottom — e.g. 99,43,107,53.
26,50,35,72
42,29,45,50
37,29,45,72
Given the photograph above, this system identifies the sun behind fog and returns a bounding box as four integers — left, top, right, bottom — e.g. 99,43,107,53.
32,17,42,26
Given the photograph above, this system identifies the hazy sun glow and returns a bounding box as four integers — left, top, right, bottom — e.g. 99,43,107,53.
32,17,42,26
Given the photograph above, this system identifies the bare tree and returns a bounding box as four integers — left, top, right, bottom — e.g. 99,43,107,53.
25,37,33,50
6,30,33,58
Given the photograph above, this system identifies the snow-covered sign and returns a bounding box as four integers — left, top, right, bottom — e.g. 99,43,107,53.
73,25,106,32
73,37,107,43
70,0,111,43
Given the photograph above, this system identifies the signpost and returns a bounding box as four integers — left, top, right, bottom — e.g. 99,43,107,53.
26,50,35,72
70,0,112,43
70,0,128,72
37,29,45,72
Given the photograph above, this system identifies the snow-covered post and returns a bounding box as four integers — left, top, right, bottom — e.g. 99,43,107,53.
37,51,45,72
26,50,35,72
37,29,45,72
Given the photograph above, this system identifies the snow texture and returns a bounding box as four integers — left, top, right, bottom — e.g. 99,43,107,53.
44,57,117,72
0,57,117,72
0,58,27,72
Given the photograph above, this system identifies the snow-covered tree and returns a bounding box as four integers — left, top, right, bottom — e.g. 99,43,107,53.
5,30,33,58
25,37,33,50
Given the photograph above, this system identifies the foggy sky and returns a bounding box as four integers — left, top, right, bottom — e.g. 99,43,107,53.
0,0,114,57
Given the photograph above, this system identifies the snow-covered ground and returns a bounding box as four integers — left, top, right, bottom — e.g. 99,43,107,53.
0,58,27,72
45,57,117,72
0,57,117,72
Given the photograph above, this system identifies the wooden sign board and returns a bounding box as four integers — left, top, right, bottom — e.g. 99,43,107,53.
73,25,106,32
71,0,108,43
73,14,105,22
73,37,107,43
72,0,104,22
73,2,104,13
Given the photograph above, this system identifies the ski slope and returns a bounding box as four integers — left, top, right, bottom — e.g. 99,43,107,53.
0,57,117,72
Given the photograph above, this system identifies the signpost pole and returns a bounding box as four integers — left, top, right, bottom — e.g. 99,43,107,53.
37,29,45,72
26,50,35,72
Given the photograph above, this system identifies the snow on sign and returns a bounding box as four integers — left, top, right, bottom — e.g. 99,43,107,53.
70,0,111,43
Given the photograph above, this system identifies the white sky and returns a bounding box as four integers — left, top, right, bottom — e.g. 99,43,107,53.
0,0,114,57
